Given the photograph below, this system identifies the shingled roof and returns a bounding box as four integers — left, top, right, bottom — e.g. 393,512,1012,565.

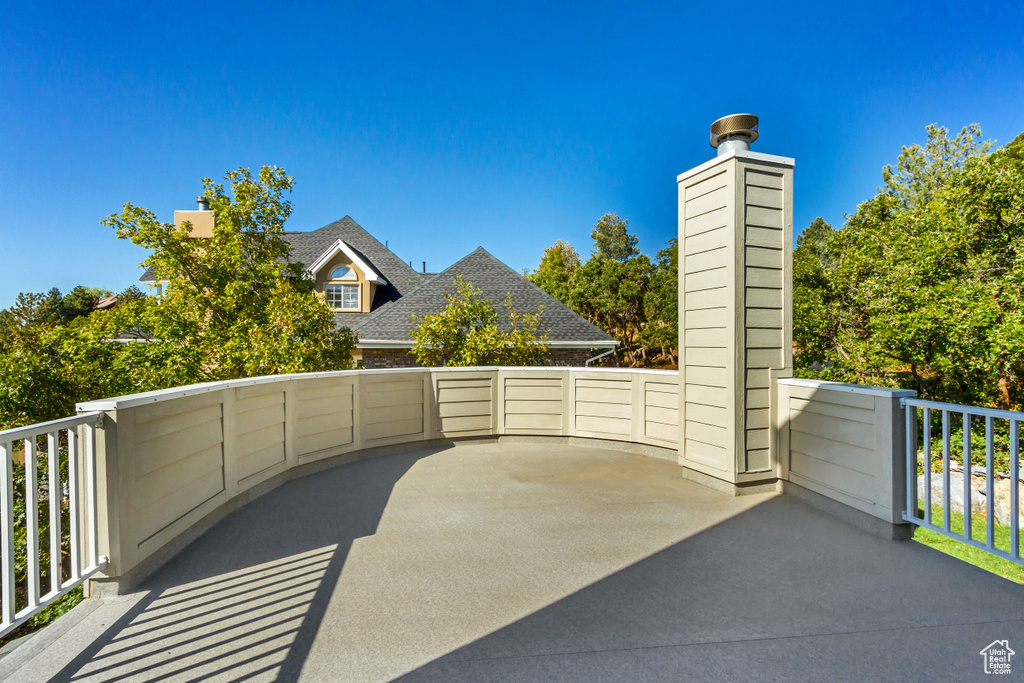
138,216,422,301
282,216,426,308
352,247,615,346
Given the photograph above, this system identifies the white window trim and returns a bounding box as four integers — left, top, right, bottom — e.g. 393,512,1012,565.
326,283,360,311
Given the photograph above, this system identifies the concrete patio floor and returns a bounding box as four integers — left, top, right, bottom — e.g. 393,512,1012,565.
3,440,1024,682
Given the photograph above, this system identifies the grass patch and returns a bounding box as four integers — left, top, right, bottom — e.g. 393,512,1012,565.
0,586,83,648
913,503,1024,585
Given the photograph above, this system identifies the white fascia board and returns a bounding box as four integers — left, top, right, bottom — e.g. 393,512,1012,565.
307,239,387,285
676,149,796,183
355,339,619,349
777,377,916,398
355,340,415,349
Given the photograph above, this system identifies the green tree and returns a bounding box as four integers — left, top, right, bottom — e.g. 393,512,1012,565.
529,214,675,367
44,286,112,324
590,212,639,261
0,166,356,431
411,276,549,367
103,165,355,380
792,218,837,369
640,238,678,363
794,125,1024,410
526,239,580,303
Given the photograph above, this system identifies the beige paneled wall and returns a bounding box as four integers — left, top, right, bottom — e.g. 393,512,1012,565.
296,378,355,458
233,384,286,484
775,379,914,523
677,150,794,485
435,371,495,437
363,372,428,445
79,367,680,583
679,162,733,475
742,165,791,473
131,394,225,547
574,373,633,439
499,371,565,435
643,379,679,445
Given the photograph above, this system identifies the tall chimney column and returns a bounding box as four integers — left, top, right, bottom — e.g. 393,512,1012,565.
677,115,794,491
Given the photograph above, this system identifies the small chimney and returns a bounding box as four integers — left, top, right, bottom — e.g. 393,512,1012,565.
196,196,211,211
422,261,426,273
709,113,759,155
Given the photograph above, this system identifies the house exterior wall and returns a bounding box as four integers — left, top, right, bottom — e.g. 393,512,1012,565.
173,210,215,238
313,253,375,313
676,150,794,486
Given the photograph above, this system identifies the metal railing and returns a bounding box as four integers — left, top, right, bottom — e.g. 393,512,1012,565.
0,412,108,638
901,397,1022,566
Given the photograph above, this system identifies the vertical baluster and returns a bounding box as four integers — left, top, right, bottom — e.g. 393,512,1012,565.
986,416,995,550
47,431,61,595
25,438,40,609
906,403,915,520
964,413,972,541
1011,420,1020,561
85,423,98,568
923,407,931,524
942,410,951,531
1,440,15,627
67,428,81,582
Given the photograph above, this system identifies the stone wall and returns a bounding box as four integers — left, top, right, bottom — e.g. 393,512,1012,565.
546,348,592,366
361,347,595,369
362,348,420,369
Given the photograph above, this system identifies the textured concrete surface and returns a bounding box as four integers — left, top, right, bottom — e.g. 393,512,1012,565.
3,441,1024,682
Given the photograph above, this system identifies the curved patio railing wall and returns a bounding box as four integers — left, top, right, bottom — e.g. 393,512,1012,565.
74,367,679,589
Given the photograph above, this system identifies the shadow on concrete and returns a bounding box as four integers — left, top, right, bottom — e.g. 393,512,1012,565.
393,495,1024,682
49,445,442,682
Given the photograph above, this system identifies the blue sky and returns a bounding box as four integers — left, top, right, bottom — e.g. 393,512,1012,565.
2,1,1023,308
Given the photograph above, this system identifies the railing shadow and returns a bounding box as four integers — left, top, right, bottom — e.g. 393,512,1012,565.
48,444,445,682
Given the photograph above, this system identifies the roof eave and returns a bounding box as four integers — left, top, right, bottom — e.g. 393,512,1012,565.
355,339,618,349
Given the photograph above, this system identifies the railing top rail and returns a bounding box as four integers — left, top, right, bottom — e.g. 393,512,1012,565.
76,366,678,412
0,411,104,443
900,396,1024,422
777,377,916,399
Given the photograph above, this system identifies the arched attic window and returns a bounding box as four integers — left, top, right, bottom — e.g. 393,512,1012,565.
330,266,356,280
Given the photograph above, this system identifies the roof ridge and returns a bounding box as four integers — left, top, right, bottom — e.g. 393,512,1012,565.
319,216,421,278
353,246,614,344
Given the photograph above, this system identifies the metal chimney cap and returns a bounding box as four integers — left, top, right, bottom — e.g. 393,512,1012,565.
710,113,759,148
196,196,211,211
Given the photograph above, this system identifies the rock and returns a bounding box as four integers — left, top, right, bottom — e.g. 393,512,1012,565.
917,471,986,515
994,479,1024,529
